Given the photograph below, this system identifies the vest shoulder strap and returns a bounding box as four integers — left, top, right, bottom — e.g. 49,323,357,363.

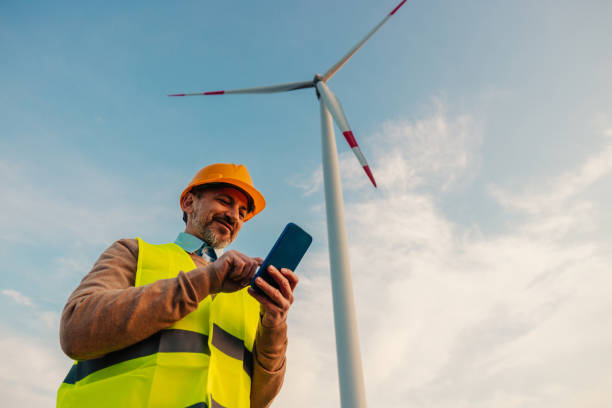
136,237,197,286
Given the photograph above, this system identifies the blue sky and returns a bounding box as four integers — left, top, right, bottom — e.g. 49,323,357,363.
1,0,612,406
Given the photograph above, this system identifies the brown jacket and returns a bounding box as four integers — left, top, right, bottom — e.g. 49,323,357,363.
60,238,286,407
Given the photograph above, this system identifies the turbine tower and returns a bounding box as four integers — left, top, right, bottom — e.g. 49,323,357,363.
170,1,407,406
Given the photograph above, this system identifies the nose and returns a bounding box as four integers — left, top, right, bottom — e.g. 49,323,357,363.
224,204,240,224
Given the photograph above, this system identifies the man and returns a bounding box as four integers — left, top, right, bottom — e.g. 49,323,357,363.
57,163,298,408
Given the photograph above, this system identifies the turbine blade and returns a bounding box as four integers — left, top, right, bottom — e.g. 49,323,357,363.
316,82,351,131
168,80,314,97
322,0,407,82
316,81,377,187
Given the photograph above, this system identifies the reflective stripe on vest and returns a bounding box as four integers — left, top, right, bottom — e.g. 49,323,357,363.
57,238,260,408
62,329,211,385
185,396,226,408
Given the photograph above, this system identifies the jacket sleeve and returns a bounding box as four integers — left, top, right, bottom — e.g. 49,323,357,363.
59,238,223,360
251,319,288,407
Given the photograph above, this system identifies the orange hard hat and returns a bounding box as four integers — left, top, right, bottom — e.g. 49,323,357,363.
180,163,265,221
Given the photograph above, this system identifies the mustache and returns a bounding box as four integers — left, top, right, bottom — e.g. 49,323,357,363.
212,215,236,232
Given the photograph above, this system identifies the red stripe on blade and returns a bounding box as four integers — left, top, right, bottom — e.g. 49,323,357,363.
363,165,377,188
168,93,186,97
204,91,225,95
343,131,358,148
389,0,407,15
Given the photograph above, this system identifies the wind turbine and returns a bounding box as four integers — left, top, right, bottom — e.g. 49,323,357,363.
170,1,407,406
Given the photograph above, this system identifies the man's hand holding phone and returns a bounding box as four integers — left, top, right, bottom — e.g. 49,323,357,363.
248,223,312,327
248,266,299,327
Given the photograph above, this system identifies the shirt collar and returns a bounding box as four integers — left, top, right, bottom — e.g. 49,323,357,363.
174,232,223,258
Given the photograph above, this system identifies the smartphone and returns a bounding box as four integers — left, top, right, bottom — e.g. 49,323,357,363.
250,222,313,297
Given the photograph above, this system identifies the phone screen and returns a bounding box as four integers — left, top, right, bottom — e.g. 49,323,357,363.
250,222,312,296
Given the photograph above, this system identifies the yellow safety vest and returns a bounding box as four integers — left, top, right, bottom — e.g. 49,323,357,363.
57,238,261,408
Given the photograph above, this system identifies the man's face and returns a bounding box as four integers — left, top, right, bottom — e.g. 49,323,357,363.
184,186,249,249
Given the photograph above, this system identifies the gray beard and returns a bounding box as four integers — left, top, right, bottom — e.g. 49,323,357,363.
191,206,232,249
202,224,231,249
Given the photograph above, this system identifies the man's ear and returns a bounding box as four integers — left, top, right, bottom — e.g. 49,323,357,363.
181,192,195,218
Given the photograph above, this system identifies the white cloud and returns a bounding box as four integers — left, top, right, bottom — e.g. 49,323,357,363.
0,330,71,407
52,254,99,279
293,100,482,196
1,289,34,307
277,110,612,407
287,166,324,197
38,311,61,331
371,106,481,194
1,289,61,332
490,138,612,215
